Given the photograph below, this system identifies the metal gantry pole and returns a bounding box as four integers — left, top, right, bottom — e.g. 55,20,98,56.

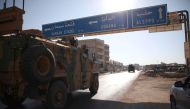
177,10,190,42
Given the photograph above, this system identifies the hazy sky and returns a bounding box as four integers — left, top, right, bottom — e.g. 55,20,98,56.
1,0,190,65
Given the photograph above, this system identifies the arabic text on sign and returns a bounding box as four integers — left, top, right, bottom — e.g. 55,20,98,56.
52,31,63,36
136,18,155,25
101,15,115,22
101,23,117,30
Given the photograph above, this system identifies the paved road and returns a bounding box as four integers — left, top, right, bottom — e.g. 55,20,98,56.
93,71,140,100
0,71,141,109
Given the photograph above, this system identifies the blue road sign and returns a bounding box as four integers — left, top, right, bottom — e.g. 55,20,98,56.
42,20,77,37
42,12,127,37
42,4,167,37
77,12,126,34
130,4,167,28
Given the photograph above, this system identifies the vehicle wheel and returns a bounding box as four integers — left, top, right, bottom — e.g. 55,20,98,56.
89,74,99,95
1,95,25,107
21,45,56,85
170,96,177,109
46,81,67,109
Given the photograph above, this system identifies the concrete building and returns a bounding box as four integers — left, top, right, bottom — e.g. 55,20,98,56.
108,60,124,73
78,39,109,72
104,44,110,71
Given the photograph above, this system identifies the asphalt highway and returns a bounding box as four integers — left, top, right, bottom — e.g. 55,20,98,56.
0,71,141,109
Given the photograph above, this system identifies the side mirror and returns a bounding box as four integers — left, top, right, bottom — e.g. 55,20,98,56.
174,81,184,87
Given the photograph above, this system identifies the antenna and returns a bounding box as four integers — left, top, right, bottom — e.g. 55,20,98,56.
13,0,15,7
3,0,7,9
23,0,25,11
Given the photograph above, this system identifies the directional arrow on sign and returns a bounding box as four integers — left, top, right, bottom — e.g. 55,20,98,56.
158,7,163,19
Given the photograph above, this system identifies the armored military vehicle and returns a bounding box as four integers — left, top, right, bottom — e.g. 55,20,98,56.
128,64,135,72
0,0,99,109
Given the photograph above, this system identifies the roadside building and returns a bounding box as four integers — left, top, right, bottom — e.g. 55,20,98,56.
108,60,124,73
104,44,110,71
78,38,110,73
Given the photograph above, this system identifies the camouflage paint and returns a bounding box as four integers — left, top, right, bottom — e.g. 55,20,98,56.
0,34,95,99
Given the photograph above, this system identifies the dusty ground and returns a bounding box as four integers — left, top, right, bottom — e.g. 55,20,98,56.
120,73,180,109
0,72,181,109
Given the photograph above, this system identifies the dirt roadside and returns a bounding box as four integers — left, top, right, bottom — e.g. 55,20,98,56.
119,72,181,109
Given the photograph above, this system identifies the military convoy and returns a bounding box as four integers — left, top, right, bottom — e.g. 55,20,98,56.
0,0,99,109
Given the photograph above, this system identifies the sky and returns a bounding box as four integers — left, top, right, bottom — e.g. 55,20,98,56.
0,0,190,65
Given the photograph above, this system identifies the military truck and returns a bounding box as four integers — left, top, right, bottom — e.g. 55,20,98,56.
0,1,99,109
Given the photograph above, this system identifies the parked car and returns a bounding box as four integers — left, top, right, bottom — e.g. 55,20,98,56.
170,76,190,109
128,64,135,72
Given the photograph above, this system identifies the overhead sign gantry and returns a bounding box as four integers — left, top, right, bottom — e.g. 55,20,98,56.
42,4,167,37
42,4,190,71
